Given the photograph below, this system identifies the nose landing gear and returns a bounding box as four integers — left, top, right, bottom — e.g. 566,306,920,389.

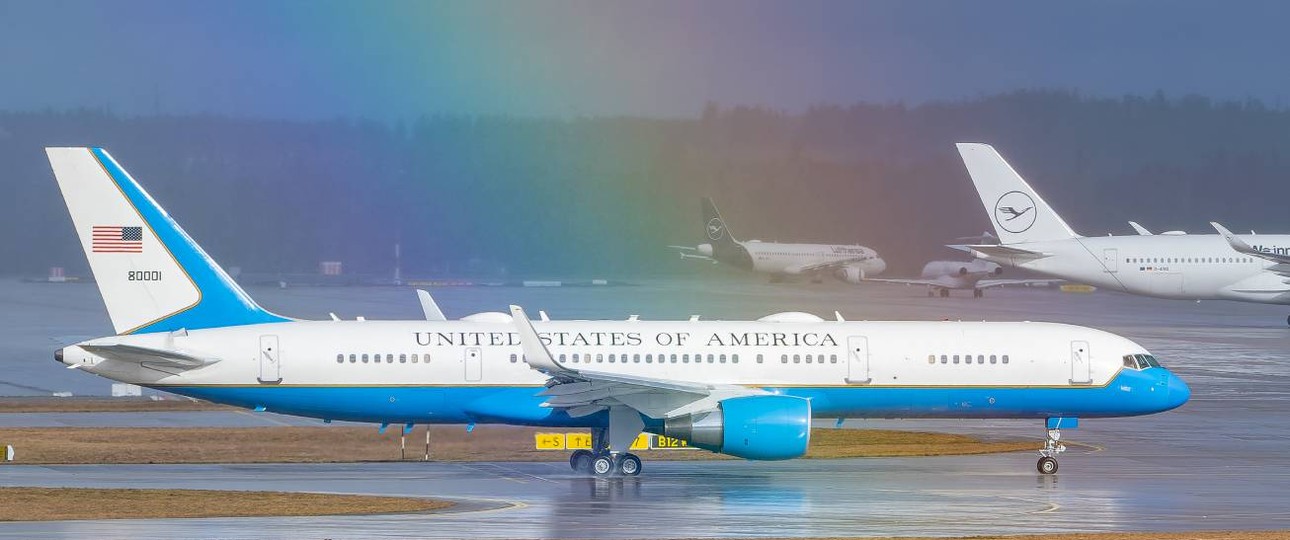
1037,427,1066,475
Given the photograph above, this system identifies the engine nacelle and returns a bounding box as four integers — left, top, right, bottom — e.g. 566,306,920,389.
697,243,713,257
836,266,864,284
661,395,811,460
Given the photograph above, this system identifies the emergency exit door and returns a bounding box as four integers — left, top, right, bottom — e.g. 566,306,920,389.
258,335,281,384
846,336,870,384
1070,340,1092,384
465,347,483,382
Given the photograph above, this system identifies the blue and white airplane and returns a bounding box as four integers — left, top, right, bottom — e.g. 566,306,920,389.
47,147,1189,476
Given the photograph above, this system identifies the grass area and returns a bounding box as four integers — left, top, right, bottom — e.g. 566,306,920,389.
0,397,230,413
0,487,451,521
0,426,1033,464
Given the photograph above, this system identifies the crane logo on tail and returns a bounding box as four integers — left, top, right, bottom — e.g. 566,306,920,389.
994,191,1037,233
706,218,726,241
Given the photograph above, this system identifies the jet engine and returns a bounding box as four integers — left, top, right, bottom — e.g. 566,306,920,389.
697,243,713,257
659,395,811,460
836,266,865,284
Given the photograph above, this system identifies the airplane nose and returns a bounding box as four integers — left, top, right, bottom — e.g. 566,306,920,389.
54,348,64,364
872,258,887,276
1164,371,1190,411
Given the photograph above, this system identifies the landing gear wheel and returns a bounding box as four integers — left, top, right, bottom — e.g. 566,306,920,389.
939,288,950,298
1037,456,1058,475
569,449,593,472
973,289,983,298
618,453,642,476
927,289,935,297
1286,314,1289,327
591,454,615,476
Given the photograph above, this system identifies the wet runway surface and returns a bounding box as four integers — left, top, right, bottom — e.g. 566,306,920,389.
2,277,1289,537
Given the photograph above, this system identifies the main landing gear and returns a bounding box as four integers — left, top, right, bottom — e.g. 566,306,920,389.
1037,427,1066,475
567,416,645,477
972,288,984,298
1285,314,1289,327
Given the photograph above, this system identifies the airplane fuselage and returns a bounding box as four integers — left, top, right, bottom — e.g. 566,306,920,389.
977,234,1290,304
60,319,1187,427
742,242,887,277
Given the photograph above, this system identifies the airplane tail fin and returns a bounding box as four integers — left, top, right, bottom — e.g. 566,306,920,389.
701,197,739,246
955,143,1079,244
46,147,289,335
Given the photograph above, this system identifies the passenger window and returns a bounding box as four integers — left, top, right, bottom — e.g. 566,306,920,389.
953,355,959,364
411,354,419,363
928,355,935,364
719,354,727,363
349,354,356,363
757,354,764,364
1002,355,1010,364
805,354,812,364
831,354,838,364
781,354,788,364
977,355,985,364
990,354,997,364
634,354,641,363
708,354,715,363
732,354,739,364
793,354,801,364
336,354,344,364
362,354,369,363
645,354,652,363
940,355,948,364
559,354,567,362
572,353,580,363
671,354,678,363
387,354,394,363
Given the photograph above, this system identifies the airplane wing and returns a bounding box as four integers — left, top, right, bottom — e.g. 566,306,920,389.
1212,222,1290,264
784,256,870,275
79,343,219,369
975,278,1064,290
861,278,940,287
508,306,766,419
1129,222,1153,235
949,244,1051,262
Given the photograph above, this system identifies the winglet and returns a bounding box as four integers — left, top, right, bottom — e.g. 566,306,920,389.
416,289,447,321
1128,221,1153,236
509,305,574,378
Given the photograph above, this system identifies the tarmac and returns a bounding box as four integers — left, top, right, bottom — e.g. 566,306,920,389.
1,277,1288,538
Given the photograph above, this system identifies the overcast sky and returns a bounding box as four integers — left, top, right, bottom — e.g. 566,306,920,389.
2,0,1288,120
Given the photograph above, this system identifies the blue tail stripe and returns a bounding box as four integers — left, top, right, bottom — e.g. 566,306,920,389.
91,148,290,334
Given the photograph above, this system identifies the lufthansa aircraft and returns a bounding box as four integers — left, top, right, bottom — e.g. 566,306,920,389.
865,259,1059,298
957,143,1290,325
671,198,887,283
48,148,1187,476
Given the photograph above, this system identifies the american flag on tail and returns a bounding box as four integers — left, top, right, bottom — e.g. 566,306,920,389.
92,226,143,253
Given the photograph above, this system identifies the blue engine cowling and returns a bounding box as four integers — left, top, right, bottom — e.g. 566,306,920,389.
661,395,811,460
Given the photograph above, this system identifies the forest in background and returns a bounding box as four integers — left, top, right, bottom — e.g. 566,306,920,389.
3,90,1288,279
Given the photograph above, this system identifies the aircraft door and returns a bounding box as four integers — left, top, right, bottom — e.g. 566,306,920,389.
846,336,870,384
1102,248,1118,273
464,347,483,382
1070,340,1092,384
258,335,282,384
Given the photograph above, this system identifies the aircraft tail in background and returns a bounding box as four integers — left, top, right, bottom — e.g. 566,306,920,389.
956,143,1080,245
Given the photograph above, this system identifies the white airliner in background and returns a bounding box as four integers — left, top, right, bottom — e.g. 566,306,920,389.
865,259,1060,298
48,147,1187,477
956,143,1290,325
671,197,886,283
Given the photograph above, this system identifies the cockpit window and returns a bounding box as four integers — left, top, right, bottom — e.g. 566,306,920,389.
1122,354,1162,370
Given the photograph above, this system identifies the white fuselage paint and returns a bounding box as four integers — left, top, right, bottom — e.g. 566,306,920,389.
979,235,1290,303
63,319,1141,394
742,242,887,276
917,260,1002,290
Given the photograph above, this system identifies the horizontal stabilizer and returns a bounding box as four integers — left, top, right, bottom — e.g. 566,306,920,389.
80,343,219,369
950,244,1050,262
